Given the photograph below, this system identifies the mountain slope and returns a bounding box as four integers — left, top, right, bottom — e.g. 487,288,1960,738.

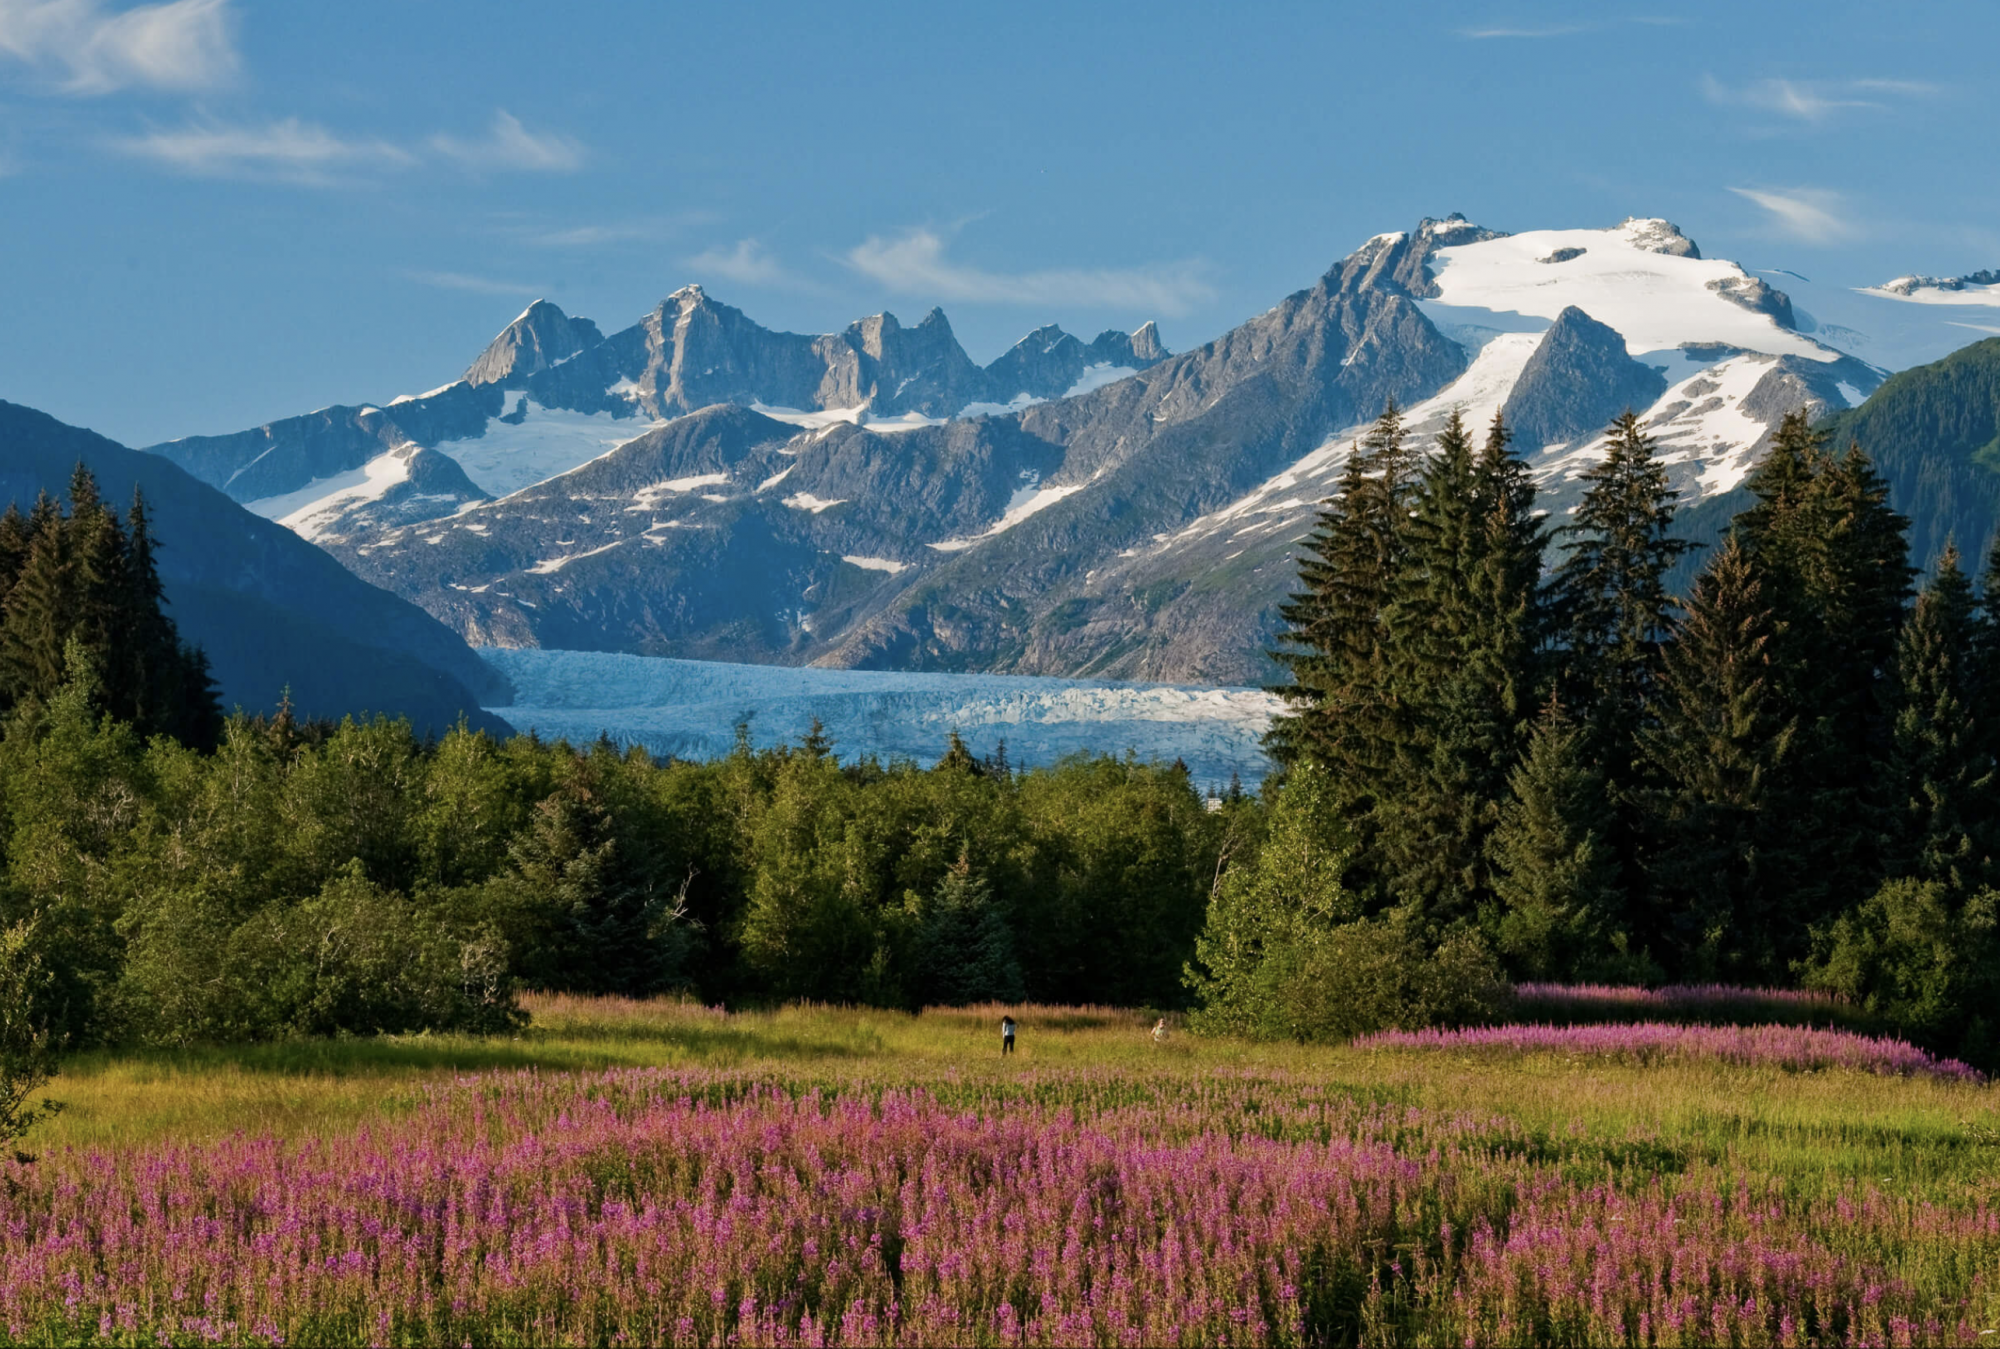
0,400,512,731
1817,337,2000,568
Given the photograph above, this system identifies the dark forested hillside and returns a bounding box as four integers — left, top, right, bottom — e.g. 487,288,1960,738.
0,401,511,732
1818,338,2000,570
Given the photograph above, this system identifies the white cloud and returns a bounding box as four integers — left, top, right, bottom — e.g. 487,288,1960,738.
844,229,1213,316
1702,74,1939,123
112,108,583,185
1727,186,1855,244
686,238,786,287
112,115,411,181
402,269,545,297
429,110,582,173
0,0,235,93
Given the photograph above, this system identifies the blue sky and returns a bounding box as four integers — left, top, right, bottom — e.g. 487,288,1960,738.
1,0,1994,447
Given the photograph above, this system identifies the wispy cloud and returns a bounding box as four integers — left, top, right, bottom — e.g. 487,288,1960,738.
1702,74,1940,123
401,269,546,297
1728,186,1855,244
1459,24,1585,38
844,229,1213,316
529,223,661,247
111,115,411,182
428,110,582,173
113,108,582,184
686,238,787,287
0,0,235,93
1458,16,1678,39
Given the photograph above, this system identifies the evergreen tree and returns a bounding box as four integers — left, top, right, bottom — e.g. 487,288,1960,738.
1487,698,1635,981
1883,545,1994,892
0,504,30,604
1376,411,1550,928
1269,402,1415,774
935,729,983,775
908,854,1025,1006
0,506,76,710
1639,534,1800,979
1551,411,1691,903
1734,413,1912,925
489,779,682,995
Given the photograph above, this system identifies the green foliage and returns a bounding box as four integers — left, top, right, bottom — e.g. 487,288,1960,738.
1734,414,1913,926
907,855,1025,1007
0,916,65,1148
1639,534,1800,980
1883,547,1995,892
1186,764,1508,1041
1803,877,1998,1069
1376,411,1551,928
1488,699,1649,982
0,471,220,748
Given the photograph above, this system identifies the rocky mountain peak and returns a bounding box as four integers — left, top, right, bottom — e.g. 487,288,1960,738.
463,299,605,388
1500,305,1669,449
1130,321,1167,362
1618,218,1702,259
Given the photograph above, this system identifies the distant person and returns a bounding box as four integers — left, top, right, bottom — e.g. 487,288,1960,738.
1001,1014,1016,1055
1152,1017,1168,1044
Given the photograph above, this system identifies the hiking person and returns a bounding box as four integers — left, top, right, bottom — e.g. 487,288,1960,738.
1152,1017,1168,1044
1001,1014,1016,1055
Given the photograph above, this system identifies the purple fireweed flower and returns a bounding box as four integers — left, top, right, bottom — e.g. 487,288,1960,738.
0,1066,1991,1345
1354,1020,1985,1082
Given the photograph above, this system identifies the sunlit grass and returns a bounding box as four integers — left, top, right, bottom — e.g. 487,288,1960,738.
29,996,2000,1210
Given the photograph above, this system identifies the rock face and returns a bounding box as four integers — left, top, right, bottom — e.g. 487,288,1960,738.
1707,276,1798,330
464,300,605,387
1501,306,1669,448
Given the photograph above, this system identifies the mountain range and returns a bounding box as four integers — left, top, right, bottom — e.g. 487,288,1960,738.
118,214,2000,687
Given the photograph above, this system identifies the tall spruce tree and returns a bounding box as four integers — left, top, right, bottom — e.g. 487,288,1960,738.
1551,411,1691,912
1734,413,1912,927
0,503,76,706
1270,402,1416,777
1883,545,1993,892
1488,697,1628,980
1375,412,1550,929
1640,534,1800,980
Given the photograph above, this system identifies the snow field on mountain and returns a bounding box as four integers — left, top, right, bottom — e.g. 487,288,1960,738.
246,448,413,540
437,398,664,498
1533,354,1775,498
478,648,1282,786
1425,221,1833,361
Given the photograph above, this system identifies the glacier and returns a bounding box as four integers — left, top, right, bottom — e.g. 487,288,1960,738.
479,648,1283,787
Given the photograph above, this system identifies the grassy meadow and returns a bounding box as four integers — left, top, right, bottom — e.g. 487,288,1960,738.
7,999,2000,1345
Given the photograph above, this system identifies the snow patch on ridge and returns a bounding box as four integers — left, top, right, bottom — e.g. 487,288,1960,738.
927,481,1084,552
437,399,664,499
246,450,413,540
527,539,626,574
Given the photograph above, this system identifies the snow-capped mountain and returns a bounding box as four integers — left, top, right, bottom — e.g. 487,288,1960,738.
142,214,2000,684
145,290,1170,542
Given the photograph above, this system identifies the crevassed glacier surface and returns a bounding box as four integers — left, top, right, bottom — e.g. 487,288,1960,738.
479,648,1281,787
